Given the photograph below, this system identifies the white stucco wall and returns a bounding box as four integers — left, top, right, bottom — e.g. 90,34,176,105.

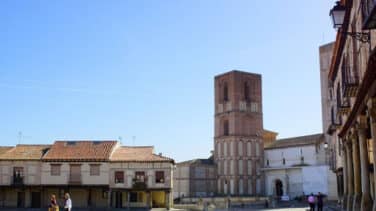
0,161,41,185
109,162,173,189
264,165,337,200
41,162,109,185
265,145,325,168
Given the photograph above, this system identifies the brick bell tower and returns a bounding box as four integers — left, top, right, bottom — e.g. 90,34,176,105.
214,70,264,196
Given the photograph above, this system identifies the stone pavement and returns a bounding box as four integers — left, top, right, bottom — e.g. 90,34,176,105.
0,201,343,211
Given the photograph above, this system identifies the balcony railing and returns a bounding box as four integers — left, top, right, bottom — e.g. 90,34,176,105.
337,96,350,115
328,106,341,135
341,64,359,98
69,174,82,184
12,175,24,186
362,0,376,29
132,179,147,190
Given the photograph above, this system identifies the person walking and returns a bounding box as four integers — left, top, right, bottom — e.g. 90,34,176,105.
64,193,72,211
317,192,324,211
48,194,59,211
308,193,315,211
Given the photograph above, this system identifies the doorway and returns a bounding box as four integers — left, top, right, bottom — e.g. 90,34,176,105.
31,192,41,208
275,179,283,197
17,192,25,208
115,191,122,208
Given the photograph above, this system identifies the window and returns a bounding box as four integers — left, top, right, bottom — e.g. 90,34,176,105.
115,171,124,183
135,171,145,182
155,171,165,183
51,164,61,176
223,160,227,175
90,164,100,176
230,141,234,156
282,158,286,165
224,142,228,156
223,84,228,101
223,120,229,136
266,159,269,166
244,82,250,101
247,160,252,175
255,142,260,156
230,160,234,175
247,142,252,156
238,160,243,175
13,167,24,178
238,142,243,156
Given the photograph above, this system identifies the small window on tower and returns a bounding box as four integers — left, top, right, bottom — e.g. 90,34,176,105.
244,82,250,101
223,84,229,102
223,120,229,136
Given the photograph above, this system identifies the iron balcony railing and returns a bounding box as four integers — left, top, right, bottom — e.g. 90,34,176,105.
341,63,359,98
132,178,147,190
12,175,24,186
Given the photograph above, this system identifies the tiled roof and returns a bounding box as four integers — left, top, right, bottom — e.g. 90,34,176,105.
0,145,50,160
0,146,13,156
42,141,118,161
110,146,174,163
263,129,278,135
265,133,324,149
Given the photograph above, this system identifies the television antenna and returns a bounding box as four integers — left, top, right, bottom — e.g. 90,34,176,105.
18,131,31,145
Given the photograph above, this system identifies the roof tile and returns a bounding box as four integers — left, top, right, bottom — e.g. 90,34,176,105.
42,141,118,161
110,146,174,163
0,145,50,160
265,133,324,149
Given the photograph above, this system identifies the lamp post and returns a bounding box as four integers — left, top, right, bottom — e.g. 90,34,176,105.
329,1,370,43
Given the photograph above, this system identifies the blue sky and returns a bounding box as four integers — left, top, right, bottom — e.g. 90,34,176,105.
0,1,336,162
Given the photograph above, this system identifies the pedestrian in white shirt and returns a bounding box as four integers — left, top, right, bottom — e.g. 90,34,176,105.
64,193,72,211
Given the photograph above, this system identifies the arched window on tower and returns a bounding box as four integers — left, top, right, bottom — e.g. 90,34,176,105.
223,84,229,102
244,82,250,101
223,120,229,136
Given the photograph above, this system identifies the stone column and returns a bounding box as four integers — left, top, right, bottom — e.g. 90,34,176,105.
358,116,373,211
342,143,348,210
165,191,171,210
367,98,376,211
351,129,362,211
346,138,354,211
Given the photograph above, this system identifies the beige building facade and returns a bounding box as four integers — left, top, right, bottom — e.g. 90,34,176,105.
173,158,216,199
0,141,174,209
322,0,376,211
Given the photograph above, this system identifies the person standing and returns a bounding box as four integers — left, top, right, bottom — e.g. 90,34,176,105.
316,192,324,211
64,193,72,211
49,194,59,211
308,193,315,211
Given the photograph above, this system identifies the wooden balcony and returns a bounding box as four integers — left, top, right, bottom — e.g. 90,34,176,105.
69,174,82,185
362,0,376,29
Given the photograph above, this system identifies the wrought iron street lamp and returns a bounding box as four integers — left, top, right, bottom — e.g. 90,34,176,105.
330,1,346,29
330,1,370,43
